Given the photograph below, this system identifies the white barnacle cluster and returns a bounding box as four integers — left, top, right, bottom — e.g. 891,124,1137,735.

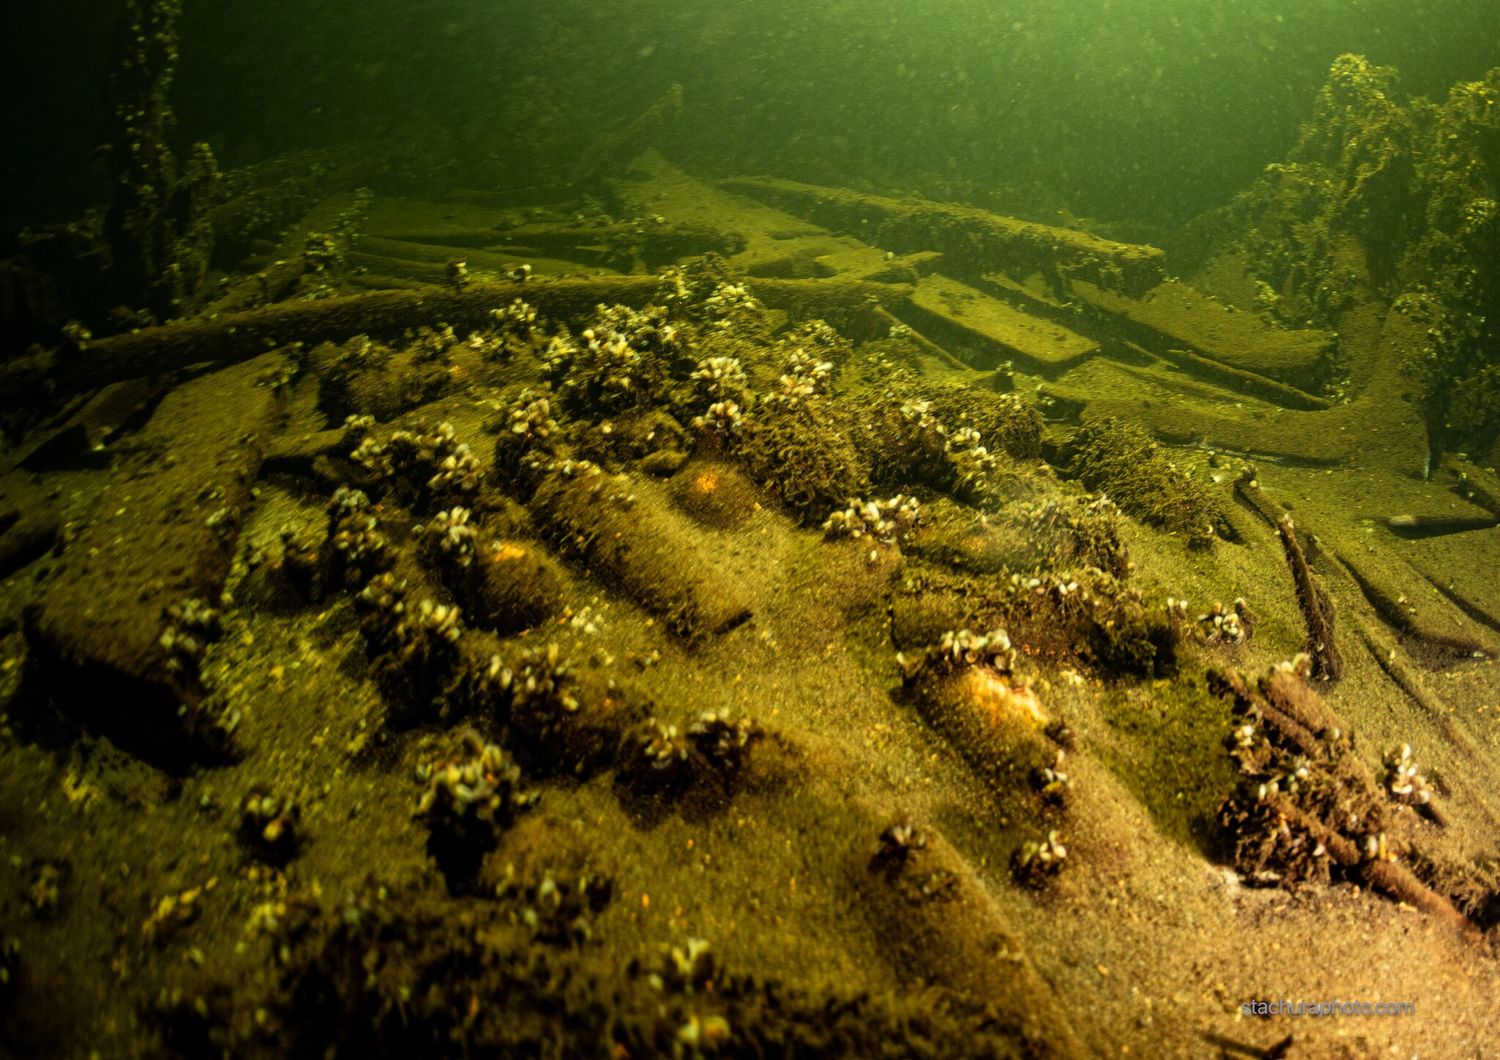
159,597,222,673
350,433,393,477
415,734,532,823
580,327,648,405
558,457,601,480
203,506,238,537
769,348,832,405
511,642,582,716
1383,743,1434,807
1461,196,1498,235
342,413,376,444
821,494,920,546
506,388,558,447
411,422,463,465
702,281,761,323
1362,831,1397,863
935,627,1013,670
465,329,505,359
421,507,478,568
540,331,580,376
60,320,92,350
331,511,385,566
1010,573,1083,601
1274,652,1315,679
426,440,483,497
328,487,386,565
357,571,405,613
687,710,761,770
1254,755,1312,802
690,356,748,403
353,421,480,496
1229,721,1264,771
690,400,744,441
1035,753,1072,803
335,333,384,368
650,936,718,996
948,425,999,487
634,719,690,773
1016,830,1068,877
656,265,693,309
490,297,537,339
464,652,514,704
1196,600,1246,644
408,324,460,363
595,303,683,355
1083,492,1119,517
1045,576,1083,602
899,398,949,453
242,790,297,849
949,425,984,455
407,599,464,646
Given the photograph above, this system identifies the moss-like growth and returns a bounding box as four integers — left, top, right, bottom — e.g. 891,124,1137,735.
1060,416,1226,548
1186,54,1500,457
314,335,452,423
736,398,870,523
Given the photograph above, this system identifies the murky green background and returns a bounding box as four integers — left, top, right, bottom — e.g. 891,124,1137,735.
4,0,1499,232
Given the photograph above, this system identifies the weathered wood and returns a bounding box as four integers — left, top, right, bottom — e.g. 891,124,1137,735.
866,304,969,372
202,192,368,317
360,220,741,268
724,175,1169,297
1070,278,1334,389
1149,343,1332,411
904,273,1099,370
1277,514,1344,681
4,275,909,397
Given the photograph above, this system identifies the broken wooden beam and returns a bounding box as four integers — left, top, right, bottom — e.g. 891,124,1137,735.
903,273,1099,371
723,175,1169,297
1069,278,1334,391
3,275,909,397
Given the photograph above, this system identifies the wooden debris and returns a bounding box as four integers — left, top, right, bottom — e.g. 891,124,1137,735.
1069,278,1334,389
2,275,907,398
1277,514,1344,681
14,378,164,471
724,176,1168,297
202,192,370,317
905,274,1099,370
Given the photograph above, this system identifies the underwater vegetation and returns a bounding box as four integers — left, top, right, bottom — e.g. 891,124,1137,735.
1188,54,1500,464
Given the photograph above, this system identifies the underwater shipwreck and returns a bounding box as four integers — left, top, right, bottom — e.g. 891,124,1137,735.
1,4,1500,1058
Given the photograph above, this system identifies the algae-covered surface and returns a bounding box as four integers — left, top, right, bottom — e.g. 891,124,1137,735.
3,5,1500,1059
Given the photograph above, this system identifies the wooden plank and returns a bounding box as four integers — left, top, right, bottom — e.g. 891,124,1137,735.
904,274,1098,370
723,175,1168,297
2,276,910,397
1070,278,1333,389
